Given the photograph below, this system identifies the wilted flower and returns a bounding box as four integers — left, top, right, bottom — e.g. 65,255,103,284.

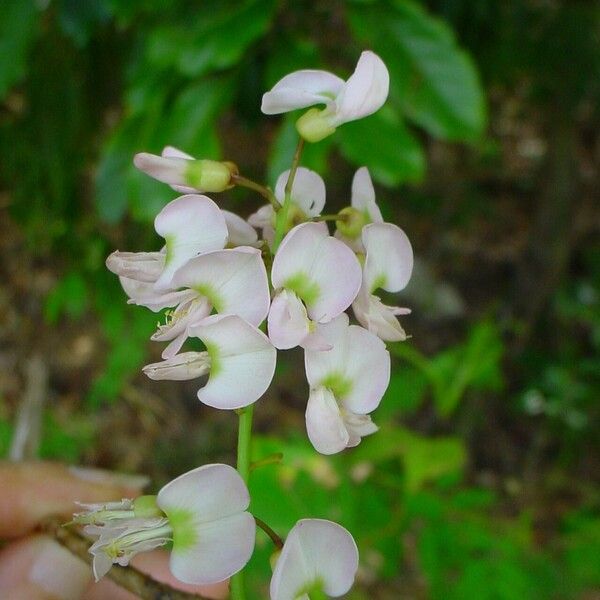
268,223,362,350
144,314,277,409
261,51,389,142
270,519,359,599
304,313,390,454
76,464,255,585
352,223,413,341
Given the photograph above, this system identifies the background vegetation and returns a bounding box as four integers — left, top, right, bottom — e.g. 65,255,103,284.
1,0,599,597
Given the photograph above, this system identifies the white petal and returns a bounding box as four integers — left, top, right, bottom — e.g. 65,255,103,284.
222,210,259,246
272,223,361,322
169,512,255,585
248,204,275,229
362,222,413,293
157,464,249,524
106,251,165,283
353,285,409,342
154,195,228,290
150,295,211,344
305,314,390,414
270,519,359,600
162,146,194,160
333,51,389,125
267,289,311,350
261,70,345,114
172,247,270,327
120,278,195,312
305,387,349,455
134,153,189,186
142,351,210,381
274,167,326,217
345,413,378,447
351,167,383,223
160,146,198,193
188,314,277,409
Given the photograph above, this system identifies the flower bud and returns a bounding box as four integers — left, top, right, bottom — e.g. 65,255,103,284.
185,159,234,192
296,108,336,143
335,206,367,239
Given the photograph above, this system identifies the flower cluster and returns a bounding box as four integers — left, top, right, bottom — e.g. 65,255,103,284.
80,50,411,598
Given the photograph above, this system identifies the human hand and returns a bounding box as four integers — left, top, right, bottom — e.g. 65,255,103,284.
0,462,228,599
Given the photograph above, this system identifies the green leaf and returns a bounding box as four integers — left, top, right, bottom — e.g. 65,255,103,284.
175,0,277,78
354,426,466,493
338,108,425,186
348,0,487,140
44,271,89,324
96,77,231,223
0,0,39,100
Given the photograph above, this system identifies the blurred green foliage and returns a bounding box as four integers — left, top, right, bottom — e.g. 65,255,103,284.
1,0,599,597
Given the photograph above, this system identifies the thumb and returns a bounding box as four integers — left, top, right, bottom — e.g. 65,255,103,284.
0,535,91,600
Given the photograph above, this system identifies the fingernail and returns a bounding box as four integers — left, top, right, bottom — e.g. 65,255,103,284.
69,466,150,490
29,538,90,600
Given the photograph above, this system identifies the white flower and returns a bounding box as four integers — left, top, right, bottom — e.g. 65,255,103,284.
261,51,389,142
335,167,383,252
134,145,236,194
352,223,413,342
304,313,390,454
144,314,277,410
248,167,326,246
150,246,270,358
268,223,362,350
78,464,255,586
270,519,359,600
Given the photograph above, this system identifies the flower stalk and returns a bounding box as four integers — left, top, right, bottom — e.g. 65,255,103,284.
273,138,305,252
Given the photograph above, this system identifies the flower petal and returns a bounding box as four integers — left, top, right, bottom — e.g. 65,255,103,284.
351,167,383,223
261,70,345,114
162,145,194,160
157,464,249,524
353,284,410,342
267,289,311,350
169,512,255,585
134,153,193,192
270,519,359,600
305,387,349,455
305,314,390,413
272,223,361,322
120,278,195,312
154,195,228,290
106,251,165,283
274,167,326,217
172,247,270,327
142,351,210,381
222,210,259,246
188,314,277,409
333,51,389,125
362,222,413,293
161,146,198,193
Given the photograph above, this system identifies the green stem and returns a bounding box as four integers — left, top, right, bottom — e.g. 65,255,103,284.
230,405,254,600
231,174,278,209
313,213,349,222
272,138,305,252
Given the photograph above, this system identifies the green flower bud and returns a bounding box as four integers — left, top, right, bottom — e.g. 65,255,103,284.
184,160,234,192
296,108,336,143
336,206,368,239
